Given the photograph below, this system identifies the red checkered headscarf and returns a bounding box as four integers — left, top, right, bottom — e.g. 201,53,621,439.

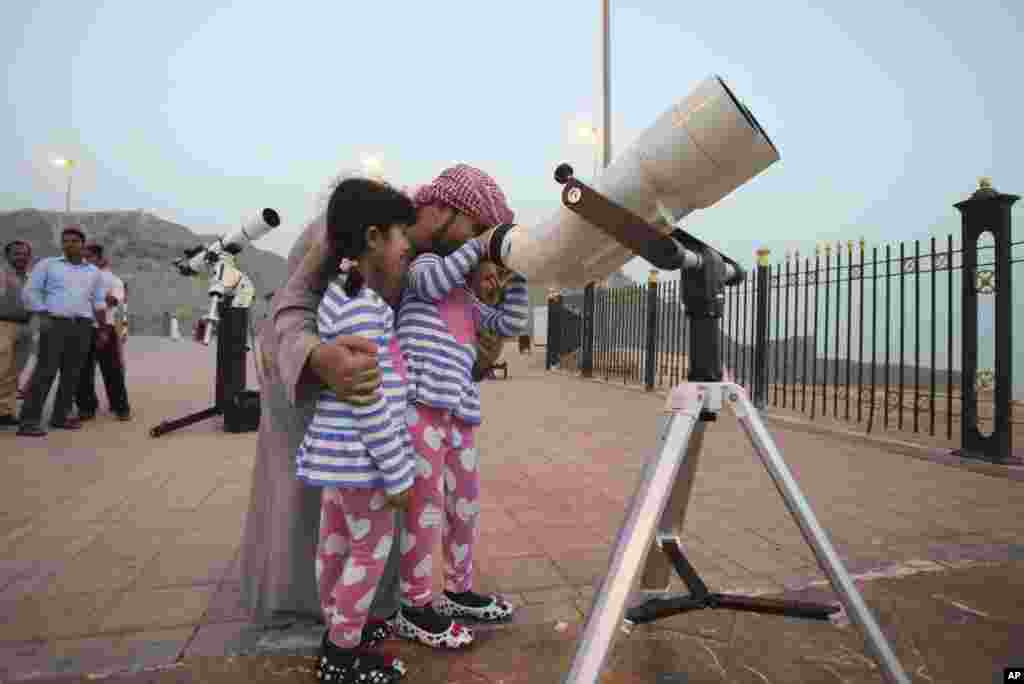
412,164,514,228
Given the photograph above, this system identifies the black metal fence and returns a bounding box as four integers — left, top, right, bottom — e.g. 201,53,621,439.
545,182,1021,464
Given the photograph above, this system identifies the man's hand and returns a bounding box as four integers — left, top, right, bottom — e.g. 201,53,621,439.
95,325,114,351
308,335,382,406
385,487,412,510
476,332,505,369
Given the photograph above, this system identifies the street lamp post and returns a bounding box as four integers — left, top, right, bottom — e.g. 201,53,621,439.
574,124,601,181
52,157,75,219
600,0,611,169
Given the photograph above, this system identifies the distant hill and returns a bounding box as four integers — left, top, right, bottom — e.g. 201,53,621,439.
1,209,287,336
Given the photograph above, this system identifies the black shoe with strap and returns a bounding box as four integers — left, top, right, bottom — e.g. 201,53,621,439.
361,613,396,646
436,590,515,621
17,424,46,437
394,603,473,649
317,631,406,683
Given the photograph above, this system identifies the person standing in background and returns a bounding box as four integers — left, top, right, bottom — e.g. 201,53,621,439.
0,241,33,427
75,243,131,422
17,227,107,437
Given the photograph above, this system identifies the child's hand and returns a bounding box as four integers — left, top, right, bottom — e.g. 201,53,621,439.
385,487,412,510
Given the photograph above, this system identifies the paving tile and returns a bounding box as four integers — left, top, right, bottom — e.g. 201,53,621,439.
132,543,237,589
0,640,52,681
0,559,38,590
475,530,544,560
40,554,151,597
111,627,196,670
203,582,252,624
1,524,104,565
98,586,215,634
521,585,583,606
0,560,63,601
46,634,133,678
477,555,566,593
183,620,250,657
549,548,614,587
0,590,121,641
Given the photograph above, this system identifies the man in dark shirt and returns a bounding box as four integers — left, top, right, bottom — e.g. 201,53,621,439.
75,243,131,421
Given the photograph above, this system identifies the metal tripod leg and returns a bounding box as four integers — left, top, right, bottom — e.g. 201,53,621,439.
561,382,706,684
561,382,911,684
637,406,706,594
727,383,910,684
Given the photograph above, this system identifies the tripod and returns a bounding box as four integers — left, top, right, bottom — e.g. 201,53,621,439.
149,300,251,438
551,171,911,684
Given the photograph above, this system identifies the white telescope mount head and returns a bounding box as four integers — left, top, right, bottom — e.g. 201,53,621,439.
173,208,280,346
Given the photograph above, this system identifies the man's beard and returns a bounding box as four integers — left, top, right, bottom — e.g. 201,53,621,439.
431,236,462,257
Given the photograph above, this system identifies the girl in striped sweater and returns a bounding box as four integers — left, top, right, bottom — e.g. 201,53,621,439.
296,178,417,683
391,166,528,649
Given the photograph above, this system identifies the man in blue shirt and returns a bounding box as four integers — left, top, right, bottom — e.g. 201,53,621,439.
17,226,108,436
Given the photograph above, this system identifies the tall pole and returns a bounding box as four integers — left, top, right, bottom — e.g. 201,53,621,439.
53,158,75,227
600,0,611,169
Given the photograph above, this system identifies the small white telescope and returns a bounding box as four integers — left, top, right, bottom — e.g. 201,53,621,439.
173,208,281,346
175,208,281,278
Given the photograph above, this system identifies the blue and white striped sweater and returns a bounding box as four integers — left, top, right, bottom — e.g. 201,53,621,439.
296,281,415,495
397,239,528,425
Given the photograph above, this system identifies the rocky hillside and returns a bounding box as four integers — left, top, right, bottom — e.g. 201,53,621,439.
1,209,288,336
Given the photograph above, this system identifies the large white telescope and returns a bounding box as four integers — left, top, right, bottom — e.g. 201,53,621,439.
490,75,778,287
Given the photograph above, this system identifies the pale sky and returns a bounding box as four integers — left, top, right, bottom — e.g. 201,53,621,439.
4,1,1022,395
5,0,1021,272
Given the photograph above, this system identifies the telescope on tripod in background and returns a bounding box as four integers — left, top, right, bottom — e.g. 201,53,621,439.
487,75,779,288
173,208,281,345
151,208,281,438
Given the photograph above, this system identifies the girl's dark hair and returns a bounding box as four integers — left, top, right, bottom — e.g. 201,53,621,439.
324,178,416,296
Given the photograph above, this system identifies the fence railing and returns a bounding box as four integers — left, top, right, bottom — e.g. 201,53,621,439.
545,180,1021,464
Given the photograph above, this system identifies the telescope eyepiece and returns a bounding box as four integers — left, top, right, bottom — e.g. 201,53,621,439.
554,163,574,185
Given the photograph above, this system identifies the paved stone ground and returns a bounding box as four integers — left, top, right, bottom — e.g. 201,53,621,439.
1,338,1022,683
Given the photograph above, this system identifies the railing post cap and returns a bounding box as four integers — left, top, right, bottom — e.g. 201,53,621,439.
955,176,1020,210
756,248,770,266
647,269,659,284
971,176,999,199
